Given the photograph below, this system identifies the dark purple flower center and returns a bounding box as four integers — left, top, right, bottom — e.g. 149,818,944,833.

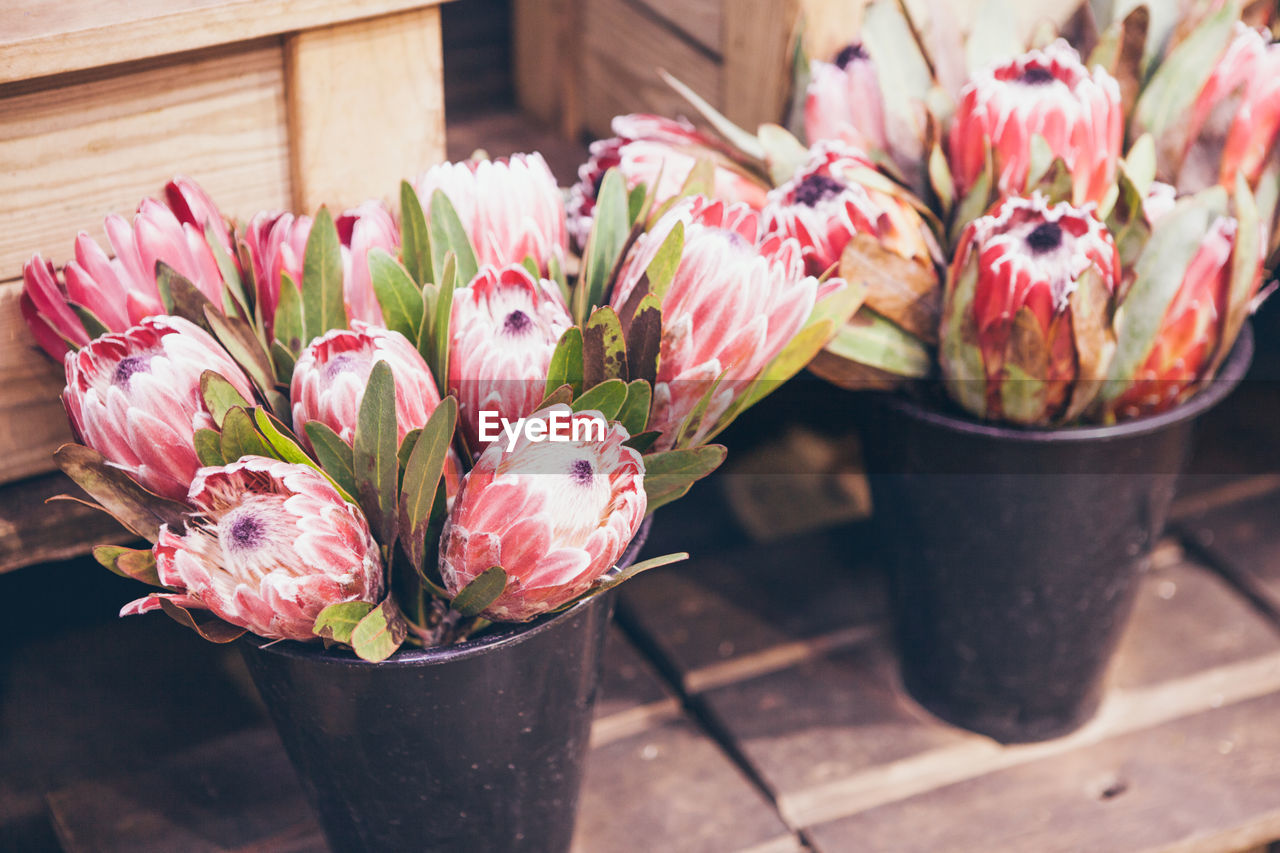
227,513,265,552
112,355,151,388
835,43,869,69
503,310,532,334
1026,222,1064,254
1018,65,1056,85
323,354,361,379
794,173,845,207
570,458,594,484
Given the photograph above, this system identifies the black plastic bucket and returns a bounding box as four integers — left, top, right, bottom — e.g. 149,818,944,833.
240,521,650,852
862,328,1253,743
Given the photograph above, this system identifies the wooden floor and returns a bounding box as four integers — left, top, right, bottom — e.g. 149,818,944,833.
4,115,1280,852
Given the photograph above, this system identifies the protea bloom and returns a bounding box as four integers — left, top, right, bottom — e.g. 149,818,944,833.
245,201,398,339
763,141,939,338
1102,215,1261,420
1174,23,1280,193
291,322,441,446
805,45,886,155
448,265,573,452
413,153,567,273
612,196,838,448
567,114,770,247
438,404,646,622
63,316,257,499
122,456,383,641
940,194,1121,425
948,41,1123,207
22,180,231,359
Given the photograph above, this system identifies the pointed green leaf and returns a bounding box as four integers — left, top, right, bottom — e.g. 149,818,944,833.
270,341,297,386
399,397,457,571
591,551,689,592
350,599,408,662
206,221,250,320
68,304,110,340
623,430,661,454
642,445,727,513
156,262,216,332
301,206,347,345
304,421,359,499
575,169,630,322
545,327,585,398
368,248,425,344
203,306,275,404
219,407,274,463
623,293,662,386
643,222,683,303
273,273,305,354
313,600,376,644
354,360,399,549
193,428,225,467
200,370,249,428
400,181,433,286
660,70,765,161
432,253,457,399
94,545,164,586
617,380,652,436
54,444,188,542
428,190,479,286
451,566,508,618
583,305,628,386
571,378,628,420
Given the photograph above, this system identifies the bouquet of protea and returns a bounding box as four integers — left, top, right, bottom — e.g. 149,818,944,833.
24,151,860,659
577,0,1276,426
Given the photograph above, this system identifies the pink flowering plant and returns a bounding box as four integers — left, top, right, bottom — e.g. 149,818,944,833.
25,142,859,659
611,0,1277,425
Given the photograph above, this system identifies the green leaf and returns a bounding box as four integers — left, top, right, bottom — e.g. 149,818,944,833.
642,445,727,513
617,380,652,436
155,262,216,332
273,273,305,354
643,222,683,303
659,70,765,161
368,249,425,344
929,142,955,214
950,148,994,246
545,327,585,399
301,206,347,346
582,305,628,387
53,444,188,542
68,304,109,340
548,253,570,306
428,190,480,286
399,181,433,286
1106,167,1152,273
521,255,540,279
252,407,356,499
823,308,933,377
537,383,576,410
354,360,399,550
673,371,725,450
575,169,630,322
200,370,249,429
304,421,359,499
432,253,457,399
203,307,277,406
758,123,810,185
399,397,457,572
624,430,661,454
219,407,274,463
206,221,251,321
627,184,647,225
158,599,246,644
571,378,628,420
351,599,408,662
94,545,164,586
313,600,376,644
591,551,689,593
451,566,508,618
270,341,297,386
623,293,662,386
193,428,225,467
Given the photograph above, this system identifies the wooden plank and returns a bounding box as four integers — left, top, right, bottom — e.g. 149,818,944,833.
636,0,724,56
722,0,797,129
592,626,681,747
0,472,132,573
1177,487,1280,616
578,0,722,140
573,718,801,853
691,557,1280,829
805,691,1280,853
511,0,583,137
0,0,447,86
285,7,446,212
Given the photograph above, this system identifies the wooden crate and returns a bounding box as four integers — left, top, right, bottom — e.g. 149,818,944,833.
0,0,449,570
512,0,1083,141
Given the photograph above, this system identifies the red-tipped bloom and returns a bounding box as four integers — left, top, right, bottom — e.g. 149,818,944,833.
22,179,231,359
1104,216,1258,419
1178,23,1280,192
948,41,1122,207
763,141,936,277
245,202,398,339
124,456,384,641
448,265,573,452
568,114,770,247
63,317,256,499
612,196,839,448
291,322,443,448
414,153,567,273
940,194,1121,425
439,404,646,622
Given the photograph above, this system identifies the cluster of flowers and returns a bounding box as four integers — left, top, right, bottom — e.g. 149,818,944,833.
569,3,1278,426
25,154,859,658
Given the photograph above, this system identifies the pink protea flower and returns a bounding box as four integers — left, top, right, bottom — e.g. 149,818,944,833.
947,41,1123,207
413,153,568,273
22,180,231,359
291,322,442,449
63,316,257,500
612,196,838,449
763,141,936,277
940,194,1122,425
568,114,770,247
438,404,646,622
448,265,573,452
164,175,236,261
123,456,384,641
1177,23,1280,192
805,44,886,155
245,202,399,339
